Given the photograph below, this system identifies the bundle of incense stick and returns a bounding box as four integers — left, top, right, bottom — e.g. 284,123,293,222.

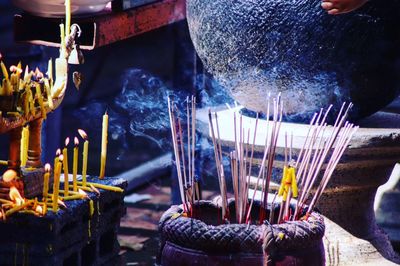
167,96,198,213
208,109,229,220
169,94,357,225
291,102,358,221
208,94,283,224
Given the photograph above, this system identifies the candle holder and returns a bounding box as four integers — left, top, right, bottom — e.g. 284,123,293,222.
0,176,127,265
0,9,127,265
0,95,64,198
0,24,81,199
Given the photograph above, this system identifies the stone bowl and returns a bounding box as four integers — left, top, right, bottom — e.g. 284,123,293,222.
12,0,111,17
187,0,400,121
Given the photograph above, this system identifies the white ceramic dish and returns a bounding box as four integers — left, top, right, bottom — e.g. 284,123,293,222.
12,0,111,17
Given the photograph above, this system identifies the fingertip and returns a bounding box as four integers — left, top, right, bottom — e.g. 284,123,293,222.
321,2,333,10
327,8,340,15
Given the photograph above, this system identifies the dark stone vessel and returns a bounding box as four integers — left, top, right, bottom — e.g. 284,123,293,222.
187,0,400,121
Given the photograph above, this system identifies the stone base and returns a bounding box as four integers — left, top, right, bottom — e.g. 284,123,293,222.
0,176,127,266
21,167,48,198
198,106,400,264
323,216,400,265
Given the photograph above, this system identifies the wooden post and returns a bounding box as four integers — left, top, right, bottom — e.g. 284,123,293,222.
26,118,43,168
8,127,22,170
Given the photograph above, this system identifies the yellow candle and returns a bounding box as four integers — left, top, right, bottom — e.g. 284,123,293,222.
1,62,12,96
43,163,51,198
73,137,79,192
54,149,61,170
1,61,9,80
20,126,29,167
63,138,70,196
77,181,124,193
25,127,29,165
0,80,5,96
65,0,71,36
47,58,53,82
35,83,47,120
44,78,53,110
10,73,17,92
20,127,26,167
99,112,108,179
27,85,35,116
9,65,22,93
78,129,89,187
23,65,29,81
43,201,48,215
60,23,65,51
1,80,11,96
53,155,63,212
16,62,22,76
23,87,29,117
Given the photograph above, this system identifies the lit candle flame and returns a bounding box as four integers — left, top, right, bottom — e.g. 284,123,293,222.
89,184,100,195
2,169,17,182
24,65,29,76
35,205,43,215
9,65,23,74
65,137,70,146
77,129,88,140
33,67,43,79
59,154,64,161
34,67,43,77
45,163,51,172
58,199,67,208
74,137,79,146
9,186,24,205
56,148,61,156
78,188,88,198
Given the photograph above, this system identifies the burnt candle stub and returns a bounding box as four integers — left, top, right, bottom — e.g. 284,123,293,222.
187,0,400,121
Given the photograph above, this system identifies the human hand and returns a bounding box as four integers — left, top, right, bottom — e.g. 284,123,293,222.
321,0,368,15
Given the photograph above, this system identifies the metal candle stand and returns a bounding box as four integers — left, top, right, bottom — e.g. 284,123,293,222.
0,24,81,198
0,22,128,265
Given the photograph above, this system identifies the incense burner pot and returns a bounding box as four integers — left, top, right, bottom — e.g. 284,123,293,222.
187,0,400,121
158,199,325,266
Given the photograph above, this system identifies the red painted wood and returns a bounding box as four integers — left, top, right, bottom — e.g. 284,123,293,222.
95,0,186,47
13,0,186,49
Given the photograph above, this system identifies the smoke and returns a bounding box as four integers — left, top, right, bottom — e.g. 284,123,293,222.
71,68,234,176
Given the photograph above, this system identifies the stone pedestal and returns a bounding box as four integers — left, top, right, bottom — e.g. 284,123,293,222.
197,106,400,264
7,127,22,170
26,118,43,169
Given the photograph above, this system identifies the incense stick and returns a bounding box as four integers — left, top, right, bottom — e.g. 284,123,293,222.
167,96,199,213
191,96,197,201
208,110,228,219
293,103,355,220
168,98,186,208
